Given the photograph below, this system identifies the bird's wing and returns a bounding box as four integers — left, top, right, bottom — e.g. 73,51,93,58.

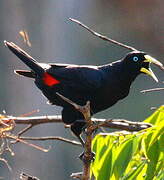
14,63,76,78
49,63,77,68
48,65,104,91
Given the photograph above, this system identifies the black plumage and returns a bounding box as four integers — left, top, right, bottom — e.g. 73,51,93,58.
4,41,162,145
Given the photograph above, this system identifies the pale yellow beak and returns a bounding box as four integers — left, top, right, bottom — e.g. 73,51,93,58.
144,55,163,67
140,55,163,82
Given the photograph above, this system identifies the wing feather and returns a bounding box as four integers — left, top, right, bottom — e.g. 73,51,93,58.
48,65,104,91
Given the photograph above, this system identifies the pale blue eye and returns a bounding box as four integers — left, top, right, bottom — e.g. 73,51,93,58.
133,56,139,62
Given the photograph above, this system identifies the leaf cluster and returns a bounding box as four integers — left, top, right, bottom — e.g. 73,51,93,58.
91,106,164,180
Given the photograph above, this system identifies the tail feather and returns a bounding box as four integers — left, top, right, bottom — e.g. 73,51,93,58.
14,70,36,78
4,41,36,63
4,41,44,76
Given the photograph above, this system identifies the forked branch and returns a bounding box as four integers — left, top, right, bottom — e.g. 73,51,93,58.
56,93,94,180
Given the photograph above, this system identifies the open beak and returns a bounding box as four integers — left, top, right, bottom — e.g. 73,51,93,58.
140,55,163,82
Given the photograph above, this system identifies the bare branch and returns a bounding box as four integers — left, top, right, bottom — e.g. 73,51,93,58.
141,87,164,93
56,92,80,110
1,116,151,132
7,115,62,125
0,158,12,172
56,92,94,179
81,102,93,180
6,134,50,152
69,18,137,51
64,100,92,179
19,136,81,146
94,118,152,131
18,124,33,136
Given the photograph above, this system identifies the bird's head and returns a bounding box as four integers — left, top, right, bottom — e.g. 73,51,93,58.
122,51,163,82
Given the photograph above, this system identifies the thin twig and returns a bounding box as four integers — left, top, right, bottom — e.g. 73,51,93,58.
19,136,81,146
95,118,152,131
69,18,137,51
6,134,50,152
18,124,33,136
0,158,12,172
56,92,80,109
141,88,164,93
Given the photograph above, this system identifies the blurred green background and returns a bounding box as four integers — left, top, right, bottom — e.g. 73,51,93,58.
0,0,163,179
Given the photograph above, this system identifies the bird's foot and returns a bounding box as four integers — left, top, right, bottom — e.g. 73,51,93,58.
79,151,95,163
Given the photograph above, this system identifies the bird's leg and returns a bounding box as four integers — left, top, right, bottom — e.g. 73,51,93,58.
80,129,95,162
76,134,85,147
71,121,85,147
77,135,95,162
71,122,95,162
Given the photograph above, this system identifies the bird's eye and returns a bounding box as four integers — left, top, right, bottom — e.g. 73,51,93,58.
133,56,139,62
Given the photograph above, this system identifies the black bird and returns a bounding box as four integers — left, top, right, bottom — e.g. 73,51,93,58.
4,41,163,145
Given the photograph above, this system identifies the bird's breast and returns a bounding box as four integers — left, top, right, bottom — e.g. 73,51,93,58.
90,81,130,113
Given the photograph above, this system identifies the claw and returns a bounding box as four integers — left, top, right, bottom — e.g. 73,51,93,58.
79,151,95,163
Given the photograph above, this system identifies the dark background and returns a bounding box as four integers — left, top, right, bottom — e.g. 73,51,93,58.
0,0,163,179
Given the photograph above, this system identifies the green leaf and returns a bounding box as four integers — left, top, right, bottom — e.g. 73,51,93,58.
148,124,164,148
91,135,116,178
113,138,134,178
96,144,114,180
144,105,164,125
158,133,164,152
92,135,107,177
145,141,160,180
122,161,146,180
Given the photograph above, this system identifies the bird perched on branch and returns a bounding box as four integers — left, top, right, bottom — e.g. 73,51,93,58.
4,19,163,146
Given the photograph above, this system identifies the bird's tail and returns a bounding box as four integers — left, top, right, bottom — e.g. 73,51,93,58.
4,41,44,77
14,70,36,78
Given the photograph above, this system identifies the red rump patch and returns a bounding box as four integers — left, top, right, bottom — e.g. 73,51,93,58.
43,72,60,86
